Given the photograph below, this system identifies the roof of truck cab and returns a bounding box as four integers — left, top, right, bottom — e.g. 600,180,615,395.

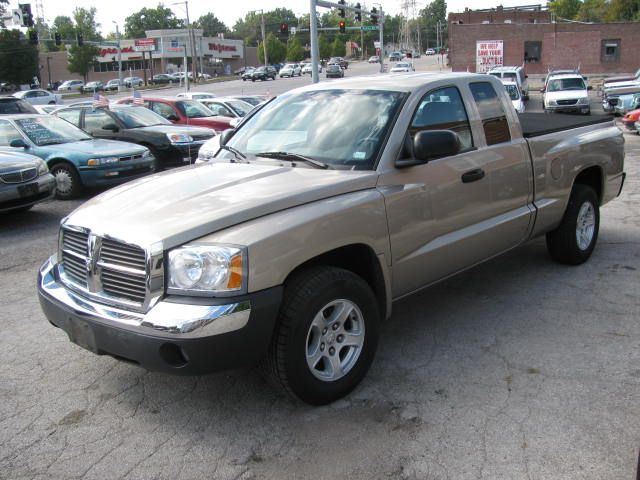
296,72,488,92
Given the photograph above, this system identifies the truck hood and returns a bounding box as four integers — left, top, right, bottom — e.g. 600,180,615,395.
65,162,379,249
134,124,215,139
545,89,588,102
604,80,640,91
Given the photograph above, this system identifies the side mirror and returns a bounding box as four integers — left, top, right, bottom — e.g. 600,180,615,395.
166,114,179,121
219,128,235,147
229,118,241,128
540,87,546,93
525,74,529,78
396,130,461,168
10,138,28,148
587,85,593,91
102,123,119,132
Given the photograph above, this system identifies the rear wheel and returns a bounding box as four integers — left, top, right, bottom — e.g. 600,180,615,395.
262,266,380,405
50,163,81,200
546,184,599,265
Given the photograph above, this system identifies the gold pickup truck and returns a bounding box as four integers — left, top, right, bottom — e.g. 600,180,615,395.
38,73,625,405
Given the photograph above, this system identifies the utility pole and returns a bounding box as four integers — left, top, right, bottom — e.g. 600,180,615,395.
113,22,123,92
310,0,319,82
172,1,195,89
379,7,384,73
260,11,268,66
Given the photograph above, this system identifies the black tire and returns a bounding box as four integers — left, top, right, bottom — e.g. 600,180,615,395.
546,184,600,265
50,163,82,200
48,101,56,105
262,266,381,405
143,145,163,172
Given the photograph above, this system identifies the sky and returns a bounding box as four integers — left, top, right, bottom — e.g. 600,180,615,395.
5,0,547,35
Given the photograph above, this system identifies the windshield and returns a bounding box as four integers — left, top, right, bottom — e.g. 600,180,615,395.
175,100,214,118
395,63,409,68
0,99,37,114
15,116,91,145
112,107,171,128
504,84,520,100
548,78,586,91
221,89,406,170
226,100,253,117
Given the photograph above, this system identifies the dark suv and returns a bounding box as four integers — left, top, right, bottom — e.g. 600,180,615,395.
0,97,38,115
251,66,277,82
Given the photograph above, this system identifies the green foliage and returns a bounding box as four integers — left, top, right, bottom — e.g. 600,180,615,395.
0,29,38,84
124,5,185,39
419,0,447,49
67,44,100,82
193,13,228,37
605,0,640,21
286,37,304,61
52,16,75,47
73,7,101,41
331,38,346,57
319,34,332,59
257,33,286,64
576,0,609,21
229,8,297,46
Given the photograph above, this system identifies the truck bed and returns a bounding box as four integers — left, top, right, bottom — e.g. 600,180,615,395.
518,113,612,138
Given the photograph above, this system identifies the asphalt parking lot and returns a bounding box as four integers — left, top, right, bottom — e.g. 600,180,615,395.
1,106,639,478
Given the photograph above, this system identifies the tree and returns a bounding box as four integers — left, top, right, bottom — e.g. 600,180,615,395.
73,7,101,41
605,0,640,21
0,0,8,28
319,34,332,59
576,0,609,22
194,13,228,37
52,16,75,46
548,0,582,19
68,44,100,82
331,38,346,57
286,37,304,61
124,5,185,39
257,33,286,64
420,0,447,49
0,29,39,84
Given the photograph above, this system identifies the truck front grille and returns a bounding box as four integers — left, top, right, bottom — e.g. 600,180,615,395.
557,99,578,106
0,167,37,184
60,227,156,309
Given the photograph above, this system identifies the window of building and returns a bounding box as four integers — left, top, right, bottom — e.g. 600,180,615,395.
469,82,511,146
601,39,621,63
410,86,474,151
524,41,541,63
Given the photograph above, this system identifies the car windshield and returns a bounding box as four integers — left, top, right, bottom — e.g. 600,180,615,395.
226,100,253,117
15,116,91,145
112,107,171,128
328,65,340,71
0,99,37,114
220,89,406,170
504,84,520,100
396,63,409,68
175,100,214,118
548,78,586,91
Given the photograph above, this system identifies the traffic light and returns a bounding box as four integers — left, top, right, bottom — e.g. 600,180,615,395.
354,3,361,22
77,33,83,46
338,0,346,18
28,30,38,45
54,32,61,46
339,20,346,33
371,7,378,25
19,4,33,27
280,23,288,35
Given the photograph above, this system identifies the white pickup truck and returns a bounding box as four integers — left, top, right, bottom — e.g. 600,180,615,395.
39,73,626,405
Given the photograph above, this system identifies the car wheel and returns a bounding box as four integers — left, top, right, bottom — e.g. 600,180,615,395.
262,266,380,405
48,101,55,105
51,163,82,200
546,184,599,265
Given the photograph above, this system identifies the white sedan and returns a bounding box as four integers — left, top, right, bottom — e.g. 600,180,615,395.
13,89,62,105
389,62,414,73
301,63,322,74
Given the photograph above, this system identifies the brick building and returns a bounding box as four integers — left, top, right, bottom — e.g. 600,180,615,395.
448,5,640,75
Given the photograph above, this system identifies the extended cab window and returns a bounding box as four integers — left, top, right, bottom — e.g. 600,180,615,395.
56,108,81,127
469,82,511,146
84,109,113,133
151,102,176,119
410,86,473,151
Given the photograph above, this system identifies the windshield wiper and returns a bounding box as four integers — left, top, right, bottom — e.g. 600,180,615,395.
219,144,247,162
256,151,329,169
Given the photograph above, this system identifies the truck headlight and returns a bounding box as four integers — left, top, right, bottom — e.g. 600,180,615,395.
37,159,49,175
577,97,589,105
547,99,557,106
167,133,193,144
168,245,245,294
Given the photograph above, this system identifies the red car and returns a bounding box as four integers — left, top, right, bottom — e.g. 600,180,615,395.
117,96,233,132
622,108,640,132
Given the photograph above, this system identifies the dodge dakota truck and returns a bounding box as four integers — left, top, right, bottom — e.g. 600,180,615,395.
38,73,625,405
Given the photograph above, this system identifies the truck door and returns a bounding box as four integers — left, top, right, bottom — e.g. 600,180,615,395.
379,84,532,299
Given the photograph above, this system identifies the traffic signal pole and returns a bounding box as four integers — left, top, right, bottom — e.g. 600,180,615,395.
310,0,320,83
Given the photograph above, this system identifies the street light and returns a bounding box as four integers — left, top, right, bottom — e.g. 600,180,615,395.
171,1,196,90
113,21,123,92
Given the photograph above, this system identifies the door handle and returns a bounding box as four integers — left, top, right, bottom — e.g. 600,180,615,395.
461,168,485,183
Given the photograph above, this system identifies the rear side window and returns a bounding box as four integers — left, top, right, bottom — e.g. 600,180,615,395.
469,82,511,146
56,108,81,127
84,109,113,132
0,120,23,146
0,99,37,114
410,86,473,151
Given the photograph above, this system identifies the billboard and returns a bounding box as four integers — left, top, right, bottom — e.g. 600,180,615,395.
134,38,156,52
476,40,503,73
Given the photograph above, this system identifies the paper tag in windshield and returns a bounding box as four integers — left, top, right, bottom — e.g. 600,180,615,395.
353,151,366,160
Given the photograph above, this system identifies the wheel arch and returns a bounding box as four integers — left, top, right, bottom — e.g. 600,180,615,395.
283,243,390,321
573,165,603,204
47,157,78,173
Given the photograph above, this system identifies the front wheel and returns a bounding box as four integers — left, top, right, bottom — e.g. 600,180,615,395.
262,266,380,405
51,163,82,200
546,184,600,265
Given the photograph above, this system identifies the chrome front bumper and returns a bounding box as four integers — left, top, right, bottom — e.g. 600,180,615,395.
39,255,250,339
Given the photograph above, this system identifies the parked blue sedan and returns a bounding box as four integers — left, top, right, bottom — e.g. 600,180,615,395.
0,114,154,199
